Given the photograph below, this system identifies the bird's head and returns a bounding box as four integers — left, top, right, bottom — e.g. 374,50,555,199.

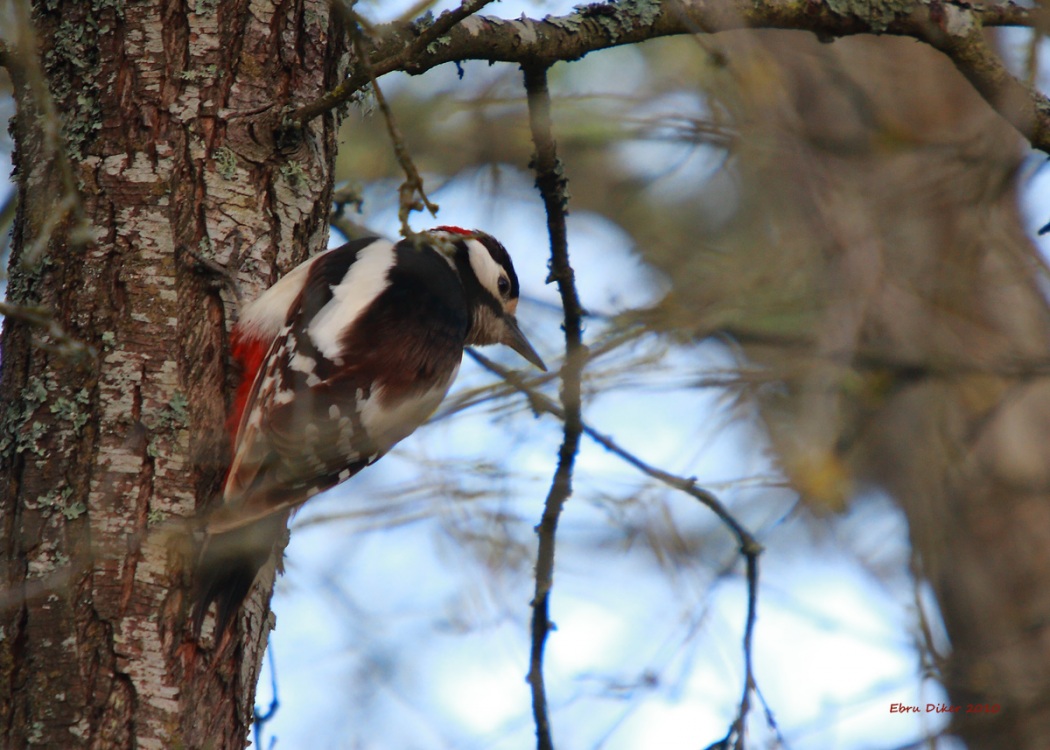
432,226,547,371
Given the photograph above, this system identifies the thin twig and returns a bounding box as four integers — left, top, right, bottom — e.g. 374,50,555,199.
348,28,438,235
465,348,759,556
0,300,95,362
329,212,375,243
291,0,497,126
466,348,765,750
712,548,761,750
437,322,651,422
252,643,280,750
8,0,89,267
523,62,584,750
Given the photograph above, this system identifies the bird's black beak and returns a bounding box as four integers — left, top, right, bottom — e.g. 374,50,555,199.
502,316,547,371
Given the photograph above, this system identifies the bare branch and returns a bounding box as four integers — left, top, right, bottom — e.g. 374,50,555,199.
464,350,760,564
292,0,497,124
292,0,1050,157
466,346,766,750
6,1,89,267
252,644,280,749
0,300,95,362
917,18,1050,150
329,213,374,243
523,62,584,750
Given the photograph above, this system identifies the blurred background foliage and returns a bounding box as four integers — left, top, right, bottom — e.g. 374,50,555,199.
257,7,1050,747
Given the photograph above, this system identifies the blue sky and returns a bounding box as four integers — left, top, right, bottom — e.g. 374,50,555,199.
257,165,960,748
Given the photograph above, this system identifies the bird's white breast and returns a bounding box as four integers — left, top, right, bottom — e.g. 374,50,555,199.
361,363,461,453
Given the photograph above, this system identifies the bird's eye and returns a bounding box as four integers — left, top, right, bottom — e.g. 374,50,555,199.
497,276,510,297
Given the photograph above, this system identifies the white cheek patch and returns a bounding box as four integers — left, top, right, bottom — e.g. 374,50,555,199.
308,240,396,360
466,239,506,300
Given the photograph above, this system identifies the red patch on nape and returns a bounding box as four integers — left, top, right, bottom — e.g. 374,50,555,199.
434,225,474,236
226,330,270,443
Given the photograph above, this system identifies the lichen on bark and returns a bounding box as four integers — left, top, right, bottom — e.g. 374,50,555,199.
0,1,346,747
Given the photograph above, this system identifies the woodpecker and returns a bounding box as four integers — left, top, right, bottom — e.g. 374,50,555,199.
194,227,546,634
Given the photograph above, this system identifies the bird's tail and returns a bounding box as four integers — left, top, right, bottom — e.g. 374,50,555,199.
192,510,289,637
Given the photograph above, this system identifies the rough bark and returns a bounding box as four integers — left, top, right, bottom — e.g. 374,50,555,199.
0,1,343,747
652,32,1050,749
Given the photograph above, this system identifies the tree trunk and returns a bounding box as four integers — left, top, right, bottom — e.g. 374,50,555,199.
0,2,343,746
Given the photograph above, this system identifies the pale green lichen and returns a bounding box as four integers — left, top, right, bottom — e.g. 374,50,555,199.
826,0,909,32
91,0,126,14
178,64,218,83
602,0,658,37
280,161,307,189
157,391,189,431
624,0,659,27
213,146,237,179
170,391,189,421
546,12,584,33
424,35,449,55
147,391,190,458
37,0,126,157
37,484,86,521
27,378,49,403
27,722,43,744
0,378,51,458
49,388,91,435
25,422,48,456
563,0,661,39
61,501,87,521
